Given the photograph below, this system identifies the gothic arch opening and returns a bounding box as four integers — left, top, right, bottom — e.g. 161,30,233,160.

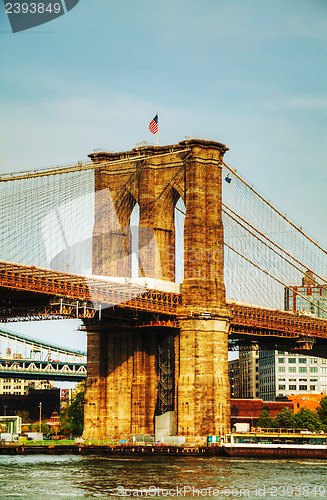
128,189,185,283
174,196,185,283
130,202,139,279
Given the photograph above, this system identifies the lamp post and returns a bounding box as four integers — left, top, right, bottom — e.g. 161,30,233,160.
39,402,42,433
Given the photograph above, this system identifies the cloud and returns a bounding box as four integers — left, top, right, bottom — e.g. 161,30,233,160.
284,96,327,110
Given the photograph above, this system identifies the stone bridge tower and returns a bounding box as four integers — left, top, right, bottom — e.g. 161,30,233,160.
83,139,231,440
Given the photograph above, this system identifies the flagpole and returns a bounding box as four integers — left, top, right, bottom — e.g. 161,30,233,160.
156,112,159,146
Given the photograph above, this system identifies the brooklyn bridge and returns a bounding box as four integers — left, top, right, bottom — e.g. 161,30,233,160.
1,139,327,440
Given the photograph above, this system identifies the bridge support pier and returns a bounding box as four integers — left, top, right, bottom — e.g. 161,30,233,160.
83,328,158,440
176,317,230,437
82,330,104,440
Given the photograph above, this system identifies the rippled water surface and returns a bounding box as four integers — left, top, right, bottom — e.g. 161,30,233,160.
0,454,326,499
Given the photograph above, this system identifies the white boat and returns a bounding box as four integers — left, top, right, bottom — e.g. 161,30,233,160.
220,429,327,458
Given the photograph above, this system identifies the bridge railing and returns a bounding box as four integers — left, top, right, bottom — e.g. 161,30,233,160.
0,261,181,315
229,302,327,338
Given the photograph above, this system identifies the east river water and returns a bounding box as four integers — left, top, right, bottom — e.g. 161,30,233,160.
0,455,326,499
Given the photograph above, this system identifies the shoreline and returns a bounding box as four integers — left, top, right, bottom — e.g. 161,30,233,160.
2,444,327,459
0,444,220,456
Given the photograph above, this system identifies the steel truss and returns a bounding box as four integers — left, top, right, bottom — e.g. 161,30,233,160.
1,261,327,342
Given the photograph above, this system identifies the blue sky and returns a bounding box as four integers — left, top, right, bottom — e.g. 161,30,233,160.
1,0,327,358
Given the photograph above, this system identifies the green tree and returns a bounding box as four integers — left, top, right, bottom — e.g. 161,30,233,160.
256,398,327,432
28,421,51,435
294,407,322,432
316,396,327,430
272,407,295,429
60,381,85,437
256,409,274,429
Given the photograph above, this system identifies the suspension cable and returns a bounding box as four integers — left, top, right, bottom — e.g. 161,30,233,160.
223,161,327,256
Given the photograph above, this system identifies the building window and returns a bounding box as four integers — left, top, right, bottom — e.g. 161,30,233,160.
299,385,307,391
289,367,296,373
278,385,286,390
310,367,318,373
299,367,307,373
299,358,307,364
288,358,296,363
320,367,327,373
310,385,317,391
278,366,285,373
278,351,285,355
289,377,296,382
278,358,285,363
310,377,318,382
309,358,318,364
289,385,297,390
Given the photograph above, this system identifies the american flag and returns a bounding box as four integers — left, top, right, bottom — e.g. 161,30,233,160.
148,114,158,134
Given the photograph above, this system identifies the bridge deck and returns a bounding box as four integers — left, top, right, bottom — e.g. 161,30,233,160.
0,261,180,315
1,261,327,340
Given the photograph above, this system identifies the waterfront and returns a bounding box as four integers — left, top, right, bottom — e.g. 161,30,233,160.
0,455,326,499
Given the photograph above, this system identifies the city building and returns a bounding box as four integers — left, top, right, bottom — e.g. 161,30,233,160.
288,393,325,413
259,350,327,401
229,348,327,402
0,378,54,396
0,378,29,396
284,270,327,318
230,398,293,428
228,347,259,399
228,358,240,398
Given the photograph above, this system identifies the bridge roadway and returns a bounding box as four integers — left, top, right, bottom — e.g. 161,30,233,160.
1,260,327,350
0,357,86,381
